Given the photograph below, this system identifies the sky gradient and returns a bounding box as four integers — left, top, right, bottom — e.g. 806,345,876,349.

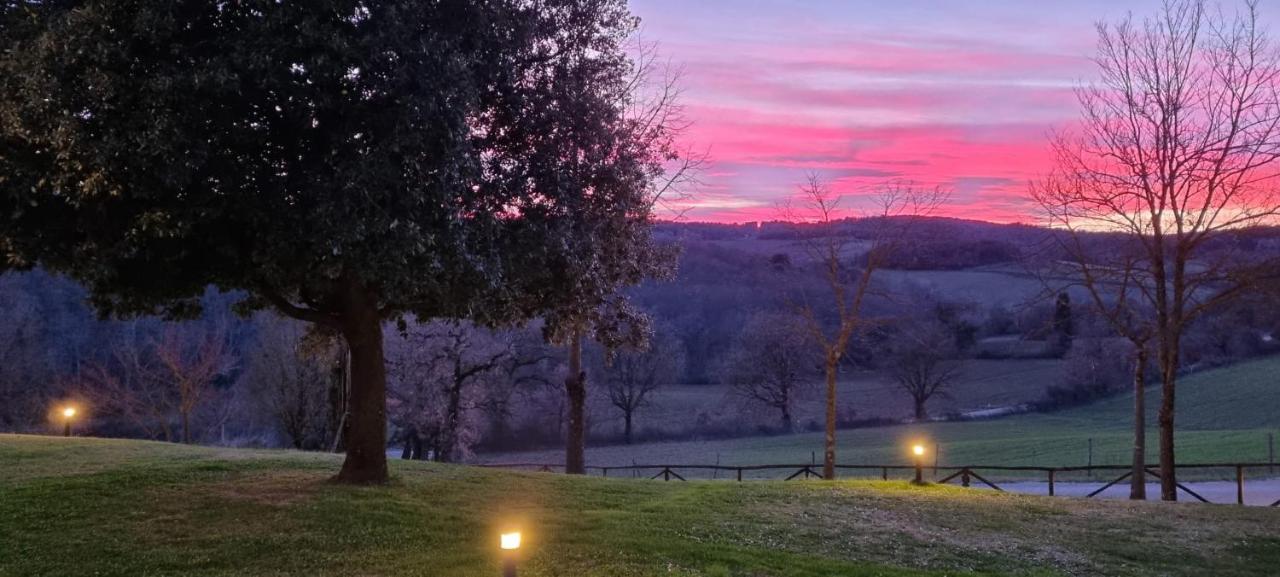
630,0,1176,223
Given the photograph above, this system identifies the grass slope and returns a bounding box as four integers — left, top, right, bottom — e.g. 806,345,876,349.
488,356,1280,478
3,435,1280,577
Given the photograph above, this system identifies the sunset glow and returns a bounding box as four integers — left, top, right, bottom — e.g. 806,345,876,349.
633,0,1178,223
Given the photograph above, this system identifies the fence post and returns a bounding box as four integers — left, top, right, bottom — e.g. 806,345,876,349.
1087,438,1093,472
882,467,888,481
1270,433,1275,474
1048,469,1056,497
961,469,971,488
1237,465,1245,506
603,467,609,478
663,468,671,482
737,468,743,482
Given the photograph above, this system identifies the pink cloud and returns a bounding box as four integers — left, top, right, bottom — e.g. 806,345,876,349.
659,34,1086,223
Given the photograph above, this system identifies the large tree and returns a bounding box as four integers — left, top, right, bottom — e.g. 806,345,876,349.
535,41,695,474
0,0,664,483
1035,0,1280,500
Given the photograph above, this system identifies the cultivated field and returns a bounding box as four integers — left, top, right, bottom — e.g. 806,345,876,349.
3,435,1280,576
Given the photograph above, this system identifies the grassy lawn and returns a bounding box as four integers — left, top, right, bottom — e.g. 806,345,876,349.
3,435,1280,576
488,357,1280,480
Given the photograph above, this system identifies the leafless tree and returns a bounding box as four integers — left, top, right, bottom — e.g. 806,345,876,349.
1034,0,1280,500
786,175,946,479
79,324,173,440
78,321,230,443
0,285,51,431
386,321,509,462
245,317,335,450
153,324,233,444
1038,248,1157,498
882,320,964,421
478,326,555,444
601,333,683,443
722,314,816,433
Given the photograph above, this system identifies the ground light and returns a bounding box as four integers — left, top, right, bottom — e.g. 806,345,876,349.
499,531,521,577
912,444,927,485
61,406,77,437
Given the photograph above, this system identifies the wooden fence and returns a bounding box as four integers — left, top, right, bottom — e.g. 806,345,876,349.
478,462,1280,506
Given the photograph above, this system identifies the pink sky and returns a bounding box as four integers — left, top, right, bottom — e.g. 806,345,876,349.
630,0,1177,223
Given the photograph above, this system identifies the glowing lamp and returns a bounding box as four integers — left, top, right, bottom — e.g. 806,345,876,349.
499,530,522,577
60,405,78,437
911,443,928,485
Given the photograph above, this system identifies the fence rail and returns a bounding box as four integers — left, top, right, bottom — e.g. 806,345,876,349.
477,461,1280,506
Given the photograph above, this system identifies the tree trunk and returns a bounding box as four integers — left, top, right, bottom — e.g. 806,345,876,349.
329,345,350,454
823,353,838,480
1130,347,1147,500
440,378,463,463
334,284,389,484
413,434,426,461
781,403,793,434
914,397,927,421
181,410,191,444
1158,352,1177,501
624,412,633,445
565,331,586,475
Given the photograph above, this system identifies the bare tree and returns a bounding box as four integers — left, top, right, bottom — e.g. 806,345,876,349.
0,285,51,431
478,326,555,446
1038,247,1156,499
882,320,964,421
1035,0,1280,500
245,317,335,450
786,175,945,479
722,314,815,433
153,324,232,444
602,333,683,444
386,321,508,462
77,321,231,443
79,323,174,441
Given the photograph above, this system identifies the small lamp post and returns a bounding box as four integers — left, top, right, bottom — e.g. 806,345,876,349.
61,406,77,437
500,531,521,577
911,444,927,485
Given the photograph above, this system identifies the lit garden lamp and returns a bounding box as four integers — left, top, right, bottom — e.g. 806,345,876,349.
911,444,927,485
499,530,521,577
61,406,77,437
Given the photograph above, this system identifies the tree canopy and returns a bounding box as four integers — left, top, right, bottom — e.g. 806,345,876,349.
0,0,673,482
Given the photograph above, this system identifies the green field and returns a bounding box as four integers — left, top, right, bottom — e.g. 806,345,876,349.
635,358,1064,434
491,357,1280,479
3,435,1280,576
